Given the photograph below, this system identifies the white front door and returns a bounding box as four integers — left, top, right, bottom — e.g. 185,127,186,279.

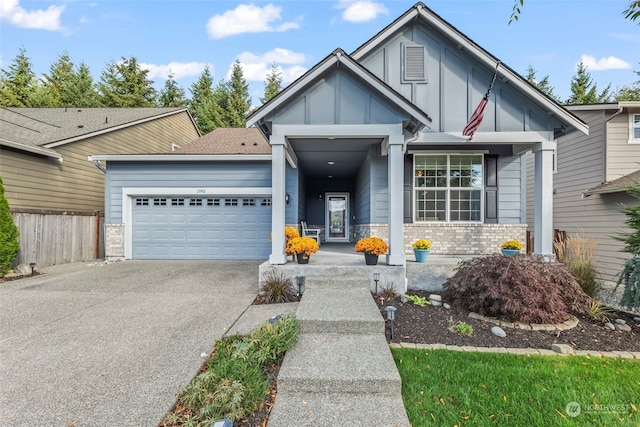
325,193,349,242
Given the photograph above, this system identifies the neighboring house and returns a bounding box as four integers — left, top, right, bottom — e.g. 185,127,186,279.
93,2,587,274
526,101,640,285
0,107,200,267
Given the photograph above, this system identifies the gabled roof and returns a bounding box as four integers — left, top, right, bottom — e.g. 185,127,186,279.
0,107,196,158
584,169,640,196
247,48,432,138
350,2,588,136
175,127,270,154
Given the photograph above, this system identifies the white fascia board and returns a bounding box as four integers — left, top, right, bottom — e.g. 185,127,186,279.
44,109,189,149
413,131,554,144
1,138,63,160
351,10,416,60
273,123,403,139
87,154,271,162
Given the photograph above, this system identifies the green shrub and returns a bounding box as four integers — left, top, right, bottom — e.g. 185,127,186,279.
0,177,19,277
405,294,430,307
443,254,591,324
448,317,473,336
615,254,640,311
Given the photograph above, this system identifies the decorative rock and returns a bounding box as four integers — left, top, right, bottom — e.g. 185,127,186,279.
15,264,33,275
443,303,451,309
429,294,442,302
604,322,615,330
615,319,627,325
634,317,640,322
431,300,443,307
616,324,632,332
400,295,409,303
551,343,574,354
491,326,506,338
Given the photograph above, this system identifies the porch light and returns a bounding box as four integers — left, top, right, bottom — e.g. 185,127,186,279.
384,305,397,340
328,161,335,165
285,193,290,205
318,193,323,201
296,275,306,296
373,272,380,294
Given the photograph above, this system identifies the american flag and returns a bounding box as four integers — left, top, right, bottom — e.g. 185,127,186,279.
463,61,500,141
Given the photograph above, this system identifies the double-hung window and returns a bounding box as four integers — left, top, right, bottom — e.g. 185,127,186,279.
631,114,640,143
414,154,484,222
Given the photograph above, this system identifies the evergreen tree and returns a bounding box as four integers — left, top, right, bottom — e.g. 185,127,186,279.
525,65,561,103
0,47,37,107
512,0,639,24
159,71,187,107
67,62,101,107
41,51,76,107
99,56,157,107
616,66,640,101
226,59,251,127
616,184,640,254
260,63,283,104
0,177,20,278
189,66,225,134
567,60,611,104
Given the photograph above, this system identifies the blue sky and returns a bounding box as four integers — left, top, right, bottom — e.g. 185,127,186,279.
1,0,638,106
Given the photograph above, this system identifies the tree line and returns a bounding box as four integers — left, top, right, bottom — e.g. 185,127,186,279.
0,48,283,135
1,48,638,136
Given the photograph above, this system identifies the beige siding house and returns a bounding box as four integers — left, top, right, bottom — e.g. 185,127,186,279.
0,107,200,267
527,102,640,284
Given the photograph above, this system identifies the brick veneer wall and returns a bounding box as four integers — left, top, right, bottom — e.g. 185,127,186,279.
355,223,527,255
105,224,125,259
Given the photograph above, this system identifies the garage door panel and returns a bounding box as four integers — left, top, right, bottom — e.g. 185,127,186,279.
132,196,271,260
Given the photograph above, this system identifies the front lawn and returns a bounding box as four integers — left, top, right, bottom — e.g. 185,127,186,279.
393,349,639,426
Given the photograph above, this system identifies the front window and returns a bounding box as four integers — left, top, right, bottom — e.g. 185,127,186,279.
414,154,483,222
632,114,640,142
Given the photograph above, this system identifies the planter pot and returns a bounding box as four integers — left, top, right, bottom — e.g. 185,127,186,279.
297,254,310,264
414,249,430,263
364,253,379,265
501,249,520,256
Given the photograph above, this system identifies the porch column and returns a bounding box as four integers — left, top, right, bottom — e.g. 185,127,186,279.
533,140,556,255
269,134,287,264
387,133,406,266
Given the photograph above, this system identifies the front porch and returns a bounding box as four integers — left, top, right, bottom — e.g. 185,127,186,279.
258,243,477,295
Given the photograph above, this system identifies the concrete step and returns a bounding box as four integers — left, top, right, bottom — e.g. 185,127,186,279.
267,391,410,427
276,333,401,395
304,276,369,289
297,287,384,334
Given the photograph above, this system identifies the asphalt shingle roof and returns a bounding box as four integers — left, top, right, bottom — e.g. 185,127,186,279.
585,169,640,195
174,127,271,154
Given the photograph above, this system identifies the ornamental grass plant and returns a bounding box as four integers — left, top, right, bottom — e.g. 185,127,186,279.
354,236,388,255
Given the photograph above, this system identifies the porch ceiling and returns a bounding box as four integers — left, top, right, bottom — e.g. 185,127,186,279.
290,137,382,178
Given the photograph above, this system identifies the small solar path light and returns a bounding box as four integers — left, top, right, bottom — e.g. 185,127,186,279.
384,305,397,340
296,275,306,296
211,419,232,427
373,272,380,294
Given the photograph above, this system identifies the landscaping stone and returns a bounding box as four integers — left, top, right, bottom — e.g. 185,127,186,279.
491,326,506,338
15,264,32,275
634,317,640,322
551,343,574,354
615,318,627,325
443,303,450,309
616,324,632,332
428,294,442,302
430,300,442,307
604,322,616,331
468,312,484,320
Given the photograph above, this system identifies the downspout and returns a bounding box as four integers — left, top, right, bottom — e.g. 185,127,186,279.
92,160,106,174
90,158,105,259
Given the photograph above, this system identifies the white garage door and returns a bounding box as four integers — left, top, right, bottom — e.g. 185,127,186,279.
132,196,272,260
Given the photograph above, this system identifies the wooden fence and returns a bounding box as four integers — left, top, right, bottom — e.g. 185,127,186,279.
10,210,104,268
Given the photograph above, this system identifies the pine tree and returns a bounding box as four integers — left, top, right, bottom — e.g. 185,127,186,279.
616,184,640,253
159,71,187,107
0,177,20,278
189,66,225,134
0,47,37,107
616,66,640,101
567,60,611,104
226,59,251,127
41,51,76,107
525,65,561,103
261,63,283,104
99,56,157,107
67,62,101,107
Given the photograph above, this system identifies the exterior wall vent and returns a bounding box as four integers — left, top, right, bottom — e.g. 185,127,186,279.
403,44,426,82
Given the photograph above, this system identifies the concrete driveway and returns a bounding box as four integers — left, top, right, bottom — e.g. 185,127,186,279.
0,260,259,426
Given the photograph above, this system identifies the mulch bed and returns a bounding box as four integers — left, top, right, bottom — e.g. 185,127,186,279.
376,290,640,352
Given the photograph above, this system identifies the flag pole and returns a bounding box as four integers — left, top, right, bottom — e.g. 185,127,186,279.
462,60,501,141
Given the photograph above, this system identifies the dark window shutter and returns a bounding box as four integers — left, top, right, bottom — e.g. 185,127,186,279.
404,155,413,223
485,155,498,224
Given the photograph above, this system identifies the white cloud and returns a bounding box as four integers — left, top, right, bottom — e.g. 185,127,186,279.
0,0,65,31
79,16,89,24
336,0,388,23
140,61,212,81
206,4,301,39
227,49,308,82
580,54,632,71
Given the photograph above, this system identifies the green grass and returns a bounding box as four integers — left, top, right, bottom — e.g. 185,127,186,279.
393,349,640,426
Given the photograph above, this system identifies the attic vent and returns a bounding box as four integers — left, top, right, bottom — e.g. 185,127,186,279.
403,44,426,82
